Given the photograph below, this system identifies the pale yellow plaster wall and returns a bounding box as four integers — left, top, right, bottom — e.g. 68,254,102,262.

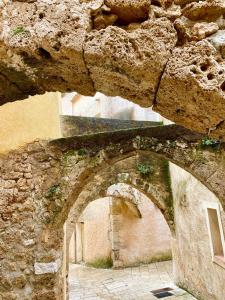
79,198,112,264
170,163,225,300
119,195,172,266
74,195,171,267
0,92,62,153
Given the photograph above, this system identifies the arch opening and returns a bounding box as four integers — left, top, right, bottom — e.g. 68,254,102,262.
65,184,173,300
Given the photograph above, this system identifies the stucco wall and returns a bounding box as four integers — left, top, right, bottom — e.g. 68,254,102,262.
0,92,61,153
170,163,225,300
79,198,112,264
119,195,172,266
73,194,172,267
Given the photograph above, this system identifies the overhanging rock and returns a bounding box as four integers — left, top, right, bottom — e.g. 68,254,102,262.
0,0,225,139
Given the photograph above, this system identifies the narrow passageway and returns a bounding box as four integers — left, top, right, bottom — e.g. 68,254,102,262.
69,261,197,300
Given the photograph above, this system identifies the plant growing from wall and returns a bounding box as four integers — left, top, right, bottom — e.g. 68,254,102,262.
137,163,154,176
77,148,87,156
201,137,220,149
45,184,61,199
11,26,30,36
63,148,88,167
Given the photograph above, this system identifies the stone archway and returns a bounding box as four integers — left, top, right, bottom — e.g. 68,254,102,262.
0,1,225,139
50,124,225,224
0,124,224,299
63,151,173,293
66,193,142,268
65,152,174,234
31,124,225,300
66,184,172,297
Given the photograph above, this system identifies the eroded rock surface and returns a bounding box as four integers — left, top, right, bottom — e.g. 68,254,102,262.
0,0,225,139
156,40,225,139
84,18,177,106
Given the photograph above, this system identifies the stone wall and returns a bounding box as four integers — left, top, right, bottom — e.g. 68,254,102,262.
170,163,225,300
0,141,64,300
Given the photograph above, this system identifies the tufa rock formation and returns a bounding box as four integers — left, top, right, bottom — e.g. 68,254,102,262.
0,0,225,139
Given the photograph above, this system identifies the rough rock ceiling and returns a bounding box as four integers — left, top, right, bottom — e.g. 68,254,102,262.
0,0,225,139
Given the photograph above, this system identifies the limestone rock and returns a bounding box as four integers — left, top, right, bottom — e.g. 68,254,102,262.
84,18,177,107
207,30,225,58
175,16,219,43
0,0,225,139
182,0,225,21
152,0,174,9
0,0,8,8
0,0,95,101
174,0,196,8
34,259,61,275
156,40,225,138
104,0,151,24
192,22,219,40
152,4,182,21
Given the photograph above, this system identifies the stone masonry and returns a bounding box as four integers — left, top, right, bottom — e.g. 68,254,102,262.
0,122,225,299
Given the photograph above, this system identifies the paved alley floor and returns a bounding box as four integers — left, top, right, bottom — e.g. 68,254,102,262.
69,261,197,300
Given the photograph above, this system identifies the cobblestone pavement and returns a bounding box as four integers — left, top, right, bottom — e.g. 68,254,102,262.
69,261,197,300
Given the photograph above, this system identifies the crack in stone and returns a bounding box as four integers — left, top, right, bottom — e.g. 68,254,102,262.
152,52,173,108
208,120,225,135
82,33,96,95
205,168,220,183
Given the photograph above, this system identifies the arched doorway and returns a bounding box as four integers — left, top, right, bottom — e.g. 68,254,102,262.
67,184,173,300
67,186,172,267
49,125,225,300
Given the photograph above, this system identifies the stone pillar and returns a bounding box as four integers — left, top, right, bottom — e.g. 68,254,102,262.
63,221,78,299
110,197,124,268
32,227,65,300
63,223,68,300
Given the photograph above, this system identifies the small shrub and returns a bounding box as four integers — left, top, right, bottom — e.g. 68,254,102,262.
77,148,87,156
63,150,78,165
201,137,220,148
137,163,153,176
87,257,113,269
45,184,61,198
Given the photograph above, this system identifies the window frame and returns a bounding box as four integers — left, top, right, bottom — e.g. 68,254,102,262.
205,202,225,268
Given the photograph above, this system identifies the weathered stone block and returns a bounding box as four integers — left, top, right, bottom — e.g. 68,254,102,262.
34,259,61,275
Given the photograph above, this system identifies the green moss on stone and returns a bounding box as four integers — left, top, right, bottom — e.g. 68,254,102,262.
63,148,88,166
146,251,172,264
194,150,207,164
129,251,172,267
